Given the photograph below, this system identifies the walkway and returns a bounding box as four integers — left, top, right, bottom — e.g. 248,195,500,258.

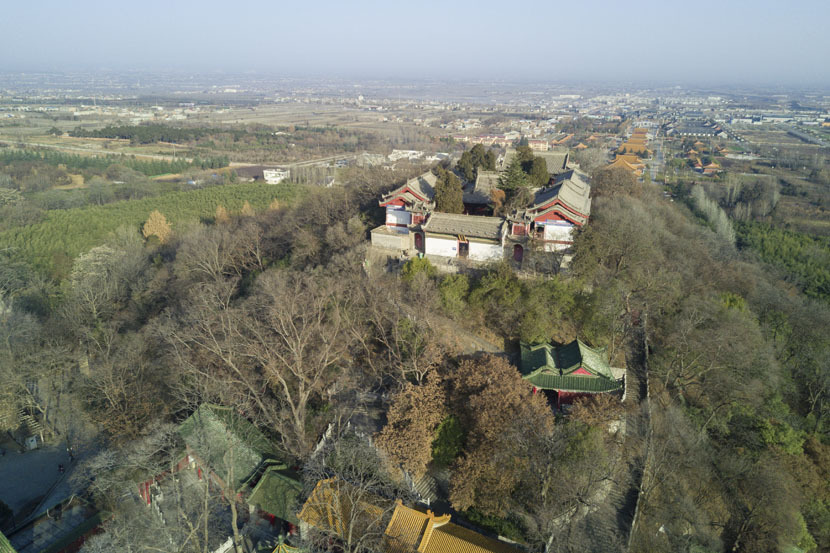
0,443,70,519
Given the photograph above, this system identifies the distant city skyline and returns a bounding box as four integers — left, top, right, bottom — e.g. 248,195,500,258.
2,0,829,87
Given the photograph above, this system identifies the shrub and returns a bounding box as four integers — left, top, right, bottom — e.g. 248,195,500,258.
401,256,437,282
438,274,469,317
431,415,465,467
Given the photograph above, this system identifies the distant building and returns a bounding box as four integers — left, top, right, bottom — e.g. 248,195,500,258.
235,165,290,184
607,157,644,176
389,150,425,162
528,139,550,151
263,168,290,184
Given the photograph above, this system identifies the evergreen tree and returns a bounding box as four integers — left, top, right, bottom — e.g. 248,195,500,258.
528,156,550,187
455,144,498,182
433,167,464,214
498,160,528,193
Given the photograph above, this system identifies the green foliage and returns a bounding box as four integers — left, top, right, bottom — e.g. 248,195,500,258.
438,274,469,317
760,419,806,456
461,508,527,543
724,403,805,455
0,148,208,176
518,277,578,343
720,291,747,311
69,123,210,144
0,187,24,208
527,156,550,187
455,144,496,181
469,262,522,313
515,146,534,164
431,415,465,467
736,222,830,302
795,511,818,553
432,166,464,214
803,500,830,551
0,181,304,279
498,159,529,192
400,256,437,282
443,263,582,340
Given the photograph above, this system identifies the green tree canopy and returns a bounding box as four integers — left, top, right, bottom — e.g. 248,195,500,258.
433,166,464,214
456,144,497,182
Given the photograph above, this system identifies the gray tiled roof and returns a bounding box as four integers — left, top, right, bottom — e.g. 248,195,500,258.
423,212,504,241
501,148,571,176
536,150,571,175
463,171,499,204
381,171,438,204
529,169,591,221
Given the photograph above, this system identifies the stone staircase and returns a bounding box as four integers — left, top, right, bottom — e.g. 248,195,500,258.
18,408,43,438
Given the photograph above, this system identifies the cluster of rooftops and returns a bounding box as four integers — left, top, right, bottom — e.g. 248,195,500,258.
607,127,650,176
3,339,624,553
372,148,593,261
166,341,624,551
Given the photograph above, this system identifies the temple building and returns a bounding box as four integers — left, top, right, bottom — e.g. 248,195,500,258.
384,501,521,553
422,212,506,261
607,156,644,176
519,339,625,407
370,166,591,266
507,171,591,253
298,479,521,553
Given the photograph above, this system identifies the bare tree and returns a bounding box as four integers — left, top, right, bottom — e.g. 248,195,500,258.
299,433,410,553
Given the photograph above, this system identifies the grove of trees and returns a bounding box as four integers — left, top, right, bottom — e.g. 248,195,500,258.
1,152,828,553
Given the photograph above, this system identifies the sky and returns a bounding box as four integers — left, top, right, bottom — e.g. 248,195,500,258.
1,0,829,87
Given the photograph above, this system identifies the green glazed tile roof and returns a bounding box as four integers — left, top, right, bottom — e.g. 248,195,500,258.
0,531,16,553
520,340,622,393
178,404,280,491
248,465,303,525
524,373,623,393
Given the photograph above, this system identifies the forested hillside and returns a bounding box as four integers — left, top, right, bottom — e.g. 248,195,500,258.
1,166,827,553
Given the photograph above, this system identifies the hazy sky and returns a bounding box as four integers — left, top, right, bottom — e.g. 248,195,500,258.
2,0,829,86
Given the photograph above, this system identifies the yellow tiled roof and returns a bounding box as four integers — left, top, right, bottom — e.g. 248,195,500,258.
384,502,521,553
301,481,522,553
615,154,643,165
426,521,521,553
298,478,387,540
619,142,648,154
609,158,637,170
384,500,450,553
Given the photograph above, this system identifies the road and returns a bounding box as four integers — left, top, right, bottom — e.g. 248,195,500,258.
650,135,664,183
